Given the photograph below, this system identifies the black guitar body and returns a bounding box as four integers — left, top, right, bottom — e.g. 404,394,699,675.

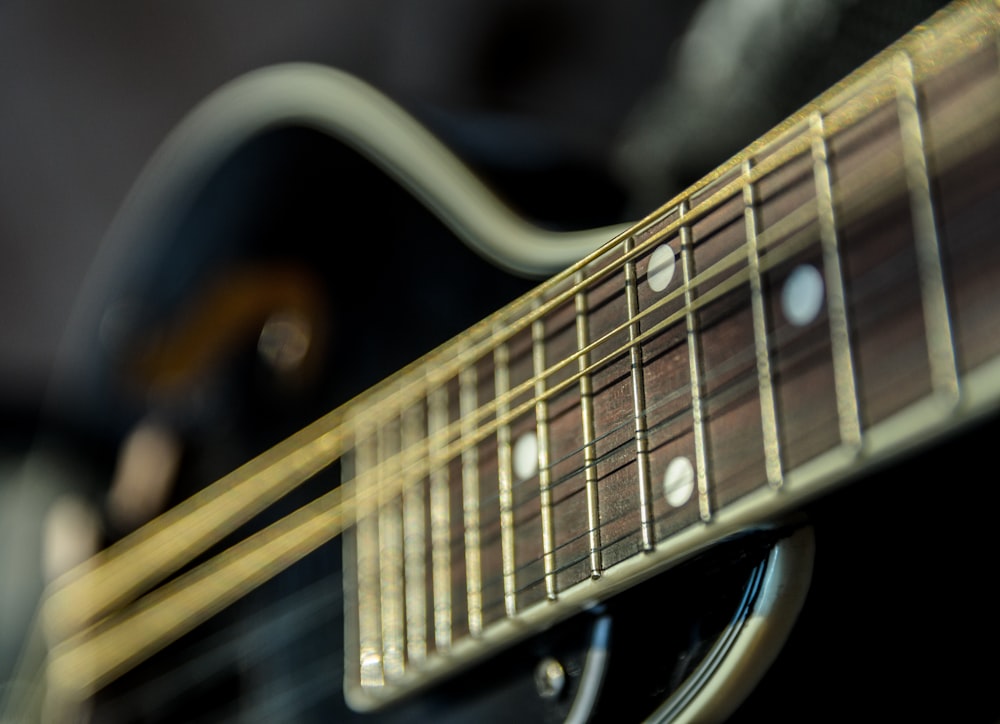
35,123,771,723
25,94,1000,722
22,124,774,723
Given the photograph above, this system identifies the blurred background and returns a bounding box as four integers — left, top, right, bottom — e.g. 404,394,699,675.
3,1,972,721
0,0,949,417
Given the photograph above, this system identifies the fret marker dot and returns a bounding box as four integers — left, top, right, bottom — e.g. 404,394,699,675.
513,432,538,481
647,244,677,292
663,456,695,508
781,264,824,327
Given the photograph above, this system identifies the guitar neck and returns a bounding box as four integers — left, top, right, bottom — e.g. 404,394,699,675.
342,0,1000,709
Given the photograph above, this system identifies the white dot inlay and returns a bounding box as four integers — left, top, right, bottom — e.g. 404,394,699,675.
513,431,539,481
662,456,695,508
647,244,677,293
781,264,825,327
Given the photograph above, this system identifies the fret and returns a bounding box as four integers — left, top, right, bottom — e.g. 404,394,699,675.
632,210,702,540
531,308,558,599
499,325,546,606
587,245,645,568
492,339,517,616
473,357,504,627
894,51,960,401
536,285,594,593
679,201,712,522
574,269,603,577
809,112,863,448
427,384,452,650
921,24,1000,374
751,135,842,472
377,420,405,680
829,95,933,428
352,433,384,688
741,159,784,488
458,366,483,635
690,176,769,508
401,402,428,662
623,236,655,551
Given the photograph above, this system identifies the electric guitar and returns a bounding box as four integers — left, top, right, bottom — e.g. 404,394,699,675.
3,1,999,721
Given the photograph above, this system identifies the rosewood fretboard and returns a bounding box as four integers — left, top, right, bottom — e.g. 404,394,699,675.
339,3,1000,710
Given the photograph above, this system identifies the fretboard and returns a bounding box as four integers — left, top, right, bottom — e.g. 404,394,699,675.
342,2,1000,710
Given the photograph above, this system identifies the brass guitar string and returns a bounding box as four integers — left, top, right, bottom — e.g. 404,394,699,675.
65,219,937,719
42,8,970,648
117,49,997,707
44,67,1000,699
35,39,904,644
39,165,968,720
33,5,1000,704
47,25,1000,672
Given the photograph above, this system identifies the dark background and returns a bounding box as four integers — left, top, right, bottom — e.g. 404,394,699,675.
0,0,949,412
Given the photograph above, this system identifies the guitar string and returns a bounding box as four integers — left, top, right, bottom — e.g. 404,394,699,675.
193,33,997,708
42,36,916,632
42,155,853,697
17,310,796,712
248,42,984,564
41,141,992,724
35,34,996,700
129,25,996,716
44,15,994,648
47,39,1000,660
0,22,992,724
42,92,991,699
51,126,868,652
35,24,1000,720
37,90,851,645
66,249,929,717
78,69,976,708
33,280,848,714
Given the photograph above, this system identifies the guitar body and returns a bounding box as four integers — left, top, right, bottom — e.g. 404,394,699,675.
4,3,1000,720
3,72,816,723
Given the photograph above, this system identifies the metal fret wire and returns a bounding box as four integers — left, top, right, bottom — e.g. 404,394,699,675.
742,158,784,489
573,268,604,577
678,200,712,521
492,336,518,615
808,111,863,448
894,51,961,401
622,236,657,551
400,402,428,662
530,305,559,599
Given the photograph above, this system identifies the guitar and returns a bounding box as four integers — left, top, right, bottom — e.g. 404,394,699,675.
2,1,999,721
